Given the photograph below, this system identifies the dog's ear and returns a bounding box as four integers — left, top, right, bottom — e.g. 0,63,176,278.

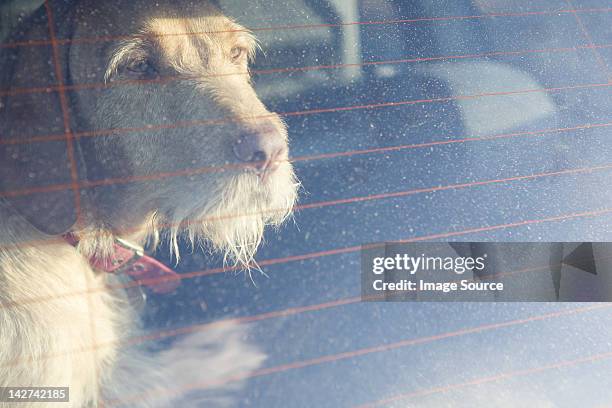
0,4,80,236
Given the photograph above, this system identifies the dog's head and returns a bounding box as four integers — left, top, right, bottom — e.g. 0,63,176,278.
0,0,298,266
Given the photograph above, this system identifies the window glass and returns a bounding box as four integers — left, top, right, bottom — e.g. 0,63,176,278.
1,1,612,406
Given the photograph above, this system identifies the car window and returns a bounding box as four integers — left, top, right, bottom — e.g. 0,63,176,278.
1,1,612,407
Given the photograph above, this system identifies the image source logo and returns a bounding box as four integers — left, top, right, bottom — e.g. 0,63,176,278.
361,242,612,302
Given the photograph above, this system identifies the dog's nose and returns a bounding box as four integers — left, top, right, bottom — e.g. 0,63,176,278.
233,125,287,174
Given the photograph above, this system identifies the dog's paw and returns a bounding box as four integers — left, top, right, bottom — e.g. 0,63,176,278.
106,322,266,407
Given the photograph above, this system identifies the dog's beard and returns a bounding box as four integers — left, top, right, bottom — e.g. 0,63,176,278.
155,163,299,268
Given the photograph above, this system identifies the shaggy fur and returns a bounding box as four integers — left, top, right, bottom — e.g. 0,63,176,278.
0,1,297,406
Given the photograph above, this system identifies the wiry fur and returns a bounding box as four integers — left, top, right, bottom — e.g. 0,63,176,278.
0,0,297,406
163,169,298,266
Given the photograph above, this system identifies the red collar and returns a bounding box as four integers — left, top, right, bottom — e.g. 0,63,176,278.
64,234,181,294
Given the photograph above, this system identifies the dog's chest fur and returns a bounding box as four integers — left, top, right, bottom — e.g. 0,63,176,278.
0,202,124,407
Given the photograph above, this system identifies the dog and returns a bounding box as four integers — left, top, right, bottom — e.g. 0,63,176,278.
0,0,298,406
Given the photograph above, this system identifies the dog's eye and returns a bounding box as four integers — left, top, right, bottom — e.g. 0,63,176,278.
230,47,245,62
126,59,157,76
